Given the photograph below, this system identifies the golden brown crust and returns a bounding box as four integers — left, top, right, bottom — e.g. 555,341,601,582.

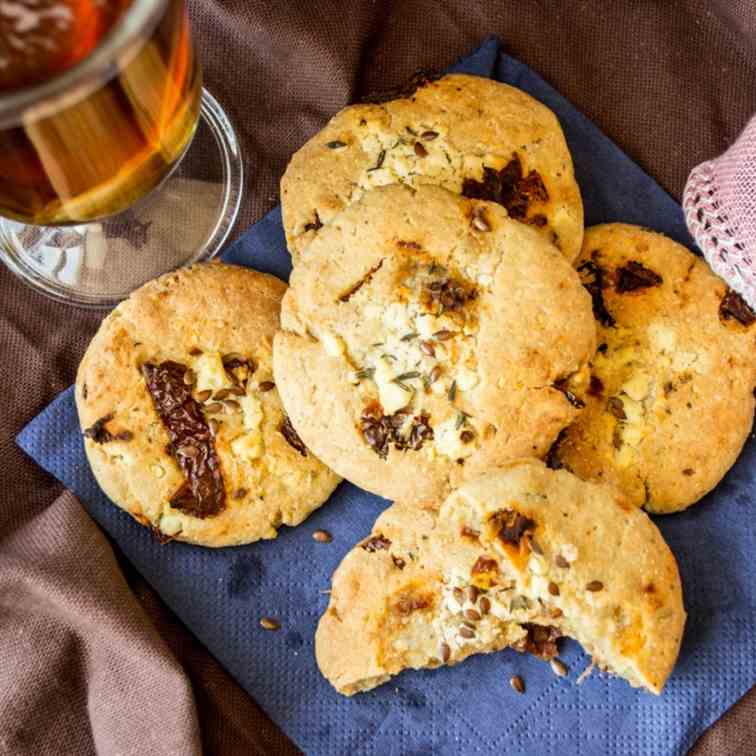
75,263,341,547
282,74,583,263
555,224,756,513
274,184,595,504
316,460,686,696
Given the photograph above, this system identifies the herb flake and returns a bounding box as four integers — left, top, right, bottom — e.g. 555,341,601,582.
448,380,457,402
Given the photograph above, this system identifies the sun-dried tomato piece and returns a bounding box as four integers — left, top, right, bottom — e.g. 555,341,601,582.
83,413,115,443
578,259,615,327
143,361,225,519
615,260,663,293
280,415,308,457
720,288,755,326
515,623,561,660
490,509,536,546
303,211,323,232
462,154,549,220
588,375,604,397
544,429,568,471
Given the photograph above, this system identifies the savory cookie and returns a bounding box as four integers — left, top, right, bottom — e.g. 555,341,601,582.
552,224,756,514
316,459,685,696
274,184,596,504
281,73,583,263
75,263,341,548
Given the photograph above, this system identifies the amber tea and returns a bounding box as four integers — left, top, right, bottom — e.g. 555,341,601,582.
0,0,201,225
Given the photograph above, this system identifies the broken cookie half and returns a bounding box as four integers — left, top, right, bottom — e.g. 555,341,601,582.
315,459,685,695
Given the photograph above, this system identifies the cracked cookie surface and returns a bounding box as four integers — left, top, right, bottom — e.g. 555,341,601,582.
273,184,596,503
316,459,685,696
281,73,583,263
553,224,756,514
76,263,341,547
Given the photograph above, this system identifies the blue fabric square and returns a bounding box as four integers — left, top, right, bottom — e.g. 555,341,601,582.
17,37,756,755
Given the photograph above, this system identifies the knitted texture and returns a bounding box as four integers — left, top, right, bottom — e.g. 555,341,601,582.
684,116,756,309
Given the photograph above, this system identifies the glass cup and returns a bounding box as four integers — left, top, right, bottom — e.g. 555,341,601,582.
0,0,243,307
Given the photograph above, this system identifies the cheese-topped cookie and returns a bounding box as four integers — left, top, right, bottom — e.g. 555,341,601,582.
282,73,583,262
552,224,756,514
274,184,596,503
316,459,685,696
75,263,341,547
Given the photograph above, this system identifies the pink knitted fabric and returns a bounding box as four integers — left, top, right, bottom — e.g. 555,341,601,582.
684,116,756,309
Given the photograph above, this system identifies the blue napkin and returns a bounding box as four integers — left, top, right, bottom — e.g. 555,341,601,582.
17,37,756,756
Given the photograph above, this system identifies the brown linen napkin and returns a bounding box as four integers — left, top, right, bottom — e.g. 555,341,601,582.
1,1,754,754
0,491,201,755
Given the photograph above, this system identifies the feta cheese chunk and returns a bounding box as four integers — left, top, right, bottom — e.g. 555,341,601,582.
192,352,233,393
434,415,475,460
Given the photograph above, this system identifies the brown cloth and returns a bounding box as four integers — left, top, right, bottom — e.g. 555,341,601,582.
1,1,755,754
